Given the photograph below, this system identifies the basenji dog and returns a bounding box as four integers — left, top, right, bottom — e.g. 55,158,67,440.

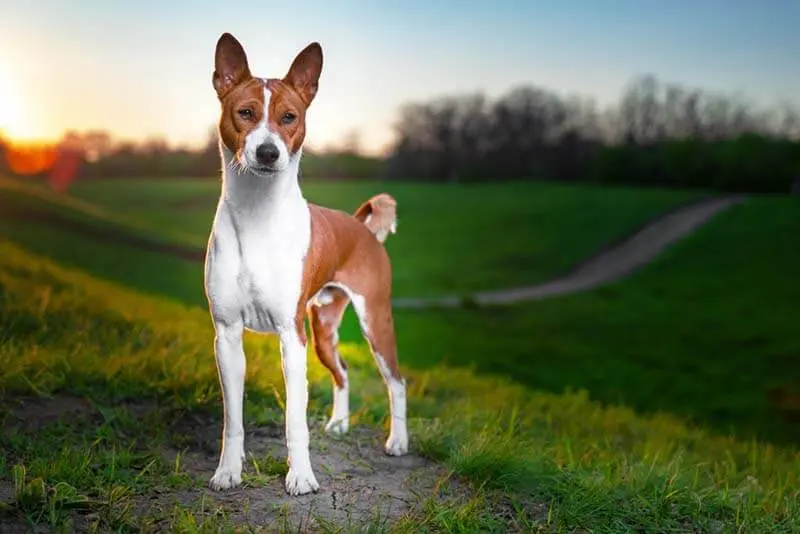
204,33,408,496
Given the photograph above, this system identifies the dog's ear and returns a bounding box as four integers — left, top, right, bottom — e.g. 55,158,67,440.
213,33,251,99
284,42,323,106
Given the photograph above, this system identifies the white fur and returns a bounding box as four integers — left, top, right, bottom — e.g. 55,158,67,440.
207,321,246,489
363,214,397,243
325,336,350,435
205,92,318,495
381,361,408,456
310,287,335,307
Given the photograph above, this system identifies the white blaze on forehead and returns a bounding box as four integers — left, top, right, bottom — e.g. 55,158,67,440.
262,84,271,124
239,83,290,171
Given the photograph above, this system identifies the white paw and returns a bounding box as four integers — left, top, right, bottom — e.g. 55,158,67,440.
285,466,320,496
209,464,242,490
384,432,408,456
324,417,349,435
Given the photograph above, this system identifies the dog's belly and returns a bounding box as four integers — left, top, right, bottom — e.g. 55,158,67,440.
240,290,283,334
242,302,278,333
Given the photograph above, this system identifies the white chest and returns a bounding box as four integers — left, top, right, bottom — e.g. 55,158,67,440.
205,195,311,334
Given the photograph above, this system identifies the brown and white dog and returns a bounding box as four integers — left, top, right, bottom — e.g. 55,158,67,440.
204,33,408,496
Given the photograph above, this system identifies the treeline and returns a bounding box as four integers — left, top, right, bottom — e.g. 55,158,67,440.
68,130,383,181
2,74,799,193
0,128,382,184
386,75,800,193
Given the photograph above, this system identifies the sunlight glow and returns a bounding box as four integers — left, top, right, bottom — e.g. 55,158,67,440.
0,67,38,142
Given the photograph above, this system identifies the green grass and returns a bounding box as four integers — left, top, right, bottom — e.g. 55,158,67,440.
1,177,799,530
64,176,703,297
0,226,798,531
392,197,800,445
0,176,202,248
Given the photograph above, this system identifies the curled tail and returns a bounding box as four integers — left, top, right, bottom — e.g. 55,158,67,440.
353,193,397,243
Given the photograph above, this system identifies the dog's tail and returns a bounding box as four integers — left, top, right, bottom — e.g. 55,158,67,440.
353,193,397,244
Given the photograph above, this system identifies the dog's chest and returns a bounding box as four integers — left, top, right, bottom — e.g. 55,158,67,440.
238,256,299,333
208,202,310,333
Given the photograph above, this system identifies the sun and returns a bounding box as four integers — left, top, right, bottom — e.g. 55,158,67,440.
0,68,37,142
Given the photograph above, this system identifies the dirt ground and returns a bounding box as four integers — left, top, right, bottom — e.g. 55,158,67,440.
0,395,468,532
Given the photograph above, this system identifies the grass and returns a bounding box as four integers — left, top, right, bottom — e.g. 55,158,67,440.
0,176,201,248
0,236,798,532
63,176,703,297
1,176,799,530
392,196,800,445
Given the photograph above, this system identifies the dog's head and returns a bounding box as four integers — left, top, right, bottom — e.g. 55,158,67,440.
213,33,322,176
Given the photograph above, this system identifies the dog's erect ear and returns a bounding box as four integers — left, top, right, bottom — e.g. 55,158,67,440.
284,42,323,106
213,33,251,98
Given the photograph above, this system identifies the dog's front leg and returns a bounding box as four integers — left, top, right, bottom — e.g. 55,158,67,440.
279,328,320,496
209,319,247,490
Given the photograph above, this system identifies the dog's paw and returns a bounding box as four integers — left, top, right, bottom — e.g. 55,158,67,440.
285,467,320,496
384,432,409,456
324,417,349,436
209,465,242,491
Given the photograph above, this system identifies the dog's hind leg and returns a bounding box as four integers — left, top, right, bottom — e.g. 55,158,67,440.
350,292,408,456
308,287,351,435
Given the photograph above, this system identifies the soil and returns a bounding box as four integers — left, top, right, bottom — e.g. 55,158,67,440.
0,394,467,532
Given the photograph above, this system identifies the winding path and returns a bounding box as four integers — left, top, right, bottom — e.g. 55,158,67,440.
392,195,744,309
0,192,744,309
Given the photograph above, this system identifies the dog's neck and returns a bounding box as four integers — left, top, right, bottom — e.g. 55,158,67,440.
219,142,306,219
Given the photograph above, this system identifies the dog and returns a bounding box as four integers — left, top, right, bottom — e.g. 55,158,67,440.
204,33,408,496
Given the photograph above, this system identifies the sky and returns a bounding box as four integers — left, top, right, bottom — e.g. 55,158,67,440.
0,0,798,154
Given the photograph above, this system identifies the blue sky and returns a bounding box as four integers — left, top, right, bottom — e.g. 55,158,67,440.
0,0,797,153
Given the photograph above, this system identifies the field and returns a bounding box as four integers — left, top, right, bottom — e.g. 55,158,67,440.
64,177,704,297
0,175,799,532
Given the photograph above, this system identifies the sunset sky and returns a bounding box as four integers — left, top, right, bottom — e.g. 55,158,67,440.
1,0,798,154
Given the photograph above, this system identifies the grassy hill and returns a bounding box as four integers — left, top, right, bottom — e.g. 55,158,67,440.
64,177,703,297
394,197,800,444
0,177,798,531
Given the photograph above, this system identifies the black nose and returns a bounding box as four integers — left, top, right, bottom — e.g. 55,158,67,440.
255,143,280,165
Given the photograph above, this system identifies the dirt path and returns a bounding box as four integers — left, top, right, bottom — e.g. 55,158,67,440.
0,395,473,532
0,194,743,308
393,195,744,309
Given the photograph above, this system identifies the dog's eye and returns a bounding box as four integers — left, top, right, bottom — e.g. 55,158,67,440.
281,112,296,125
238,109,253,120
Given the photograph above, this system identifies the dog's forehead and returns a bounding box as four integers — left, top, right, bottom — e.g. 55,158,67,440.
263,78,305,108
224,77,266,105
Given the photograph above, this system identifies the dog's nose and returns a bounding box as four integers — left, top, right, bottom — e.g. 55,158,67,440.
255,143,280,165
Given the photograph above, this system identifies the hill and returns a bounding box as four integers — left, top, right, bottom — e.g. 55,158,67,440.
0,178,798,531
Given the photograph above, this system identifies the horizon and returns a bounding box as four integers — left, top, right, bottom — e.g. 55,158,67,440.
1,1,798,155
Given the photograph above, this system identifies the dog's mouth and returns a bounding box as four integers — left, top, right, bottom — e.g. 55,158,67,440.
250,165,278,175
240,160,284,176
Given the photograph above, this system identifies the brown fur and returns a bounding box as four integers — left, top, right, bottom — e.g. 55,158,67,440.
214,36,322,157
298,204,402,381
308,288,350,389
215,77,267,158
